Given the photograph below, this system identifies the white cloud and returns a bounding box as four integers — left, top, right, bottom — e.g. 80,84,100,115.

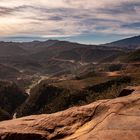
0,0,139,37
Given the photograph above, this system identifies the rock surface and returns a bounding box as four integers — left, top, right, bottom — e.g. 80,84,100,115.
0,91,140,140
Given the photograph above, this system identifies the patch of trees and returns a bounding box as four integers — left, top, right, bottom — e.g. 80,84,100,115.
0,81,28,121
16,76,132,117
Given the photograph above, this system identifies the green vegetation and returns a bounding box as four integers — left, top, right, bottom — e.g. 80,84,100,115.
0,107,11,121
119,49,140,62
16,76,132,117
0,81,28,116
0,37,139,122
107,64,122,72
86,76,131,92
126,49,140,62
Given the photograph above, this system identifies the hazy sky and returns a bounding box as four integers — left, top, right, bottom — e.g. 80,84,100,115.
0,0,140,44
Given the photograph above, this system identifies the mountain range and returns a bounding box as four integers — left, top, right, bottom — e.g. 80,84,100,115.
0,35,139,80
0,34,139,140
0,35,140,57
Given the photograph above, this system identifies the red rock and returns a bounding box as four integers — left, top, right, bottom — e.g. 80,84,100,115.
0,92,139,140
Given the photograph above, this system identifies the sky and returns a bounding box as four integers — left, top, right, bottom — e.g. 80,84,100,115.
0,0,140,44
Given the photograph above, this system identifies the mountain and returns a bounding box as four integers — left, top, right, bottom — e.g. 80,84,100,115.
55,47,124,62
125,49,140,62
0,39,125,63
0,36,139,59
104,35,140,49
0,38,137,78
118,49,140,62
0,64,20,79
0,42,26,56
27,40,95,60
28,41,124,63
0,89,139,140
19,40,59,53
0,39,125,77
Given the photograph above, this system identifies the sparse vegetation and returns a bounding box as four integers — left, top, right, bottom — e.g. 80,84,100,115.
0,107,11,121
16,76,132,117
0,37,139,121
0,81,28,117
107,64,122,72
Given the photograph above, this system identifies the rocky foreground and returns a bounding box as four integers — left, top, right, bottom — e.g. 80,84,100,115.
0,89,140,140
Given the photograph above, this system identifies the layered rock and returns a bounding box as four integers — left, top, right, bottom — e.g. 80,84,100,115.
0,91,139,140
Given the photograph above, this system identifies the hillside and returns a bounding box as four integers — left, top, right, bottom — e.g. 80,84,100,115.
19,40,59,53
16,76,132,117
29,43,124,63
105,35,140,49
0,90,139,140
0,42,26,56
0,64,20,79
0,40,125,76
0,81,28,119
55,47,123,62
0,107,11,121
118,49,140,62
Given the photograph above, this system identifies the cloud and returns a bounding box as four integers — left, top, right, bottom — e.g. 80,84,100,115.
122,22,140,28
0,0,139,39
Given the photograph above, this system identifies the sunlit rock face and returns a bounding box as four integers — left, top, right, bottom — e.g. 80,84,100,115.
0,90,139,140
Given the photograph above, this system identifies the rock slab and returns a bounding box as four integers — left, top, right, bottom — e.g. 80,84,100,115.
0,92,140,140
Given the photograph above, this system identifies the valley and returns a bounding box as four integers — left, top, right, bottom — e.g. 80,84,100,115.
0,36,140,139
0,0,139,139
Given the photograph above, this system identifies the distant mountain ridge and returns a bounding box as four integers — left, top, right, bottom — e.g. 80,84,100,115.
0,35,139,74
19,40,59,53
104,35,140,49
0,35,139,57
0,35,139,55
